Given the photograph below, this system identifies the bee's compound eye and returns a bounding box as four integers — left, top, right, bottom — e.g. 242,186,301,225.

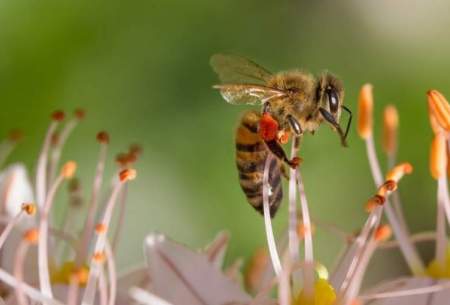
326,87,339,113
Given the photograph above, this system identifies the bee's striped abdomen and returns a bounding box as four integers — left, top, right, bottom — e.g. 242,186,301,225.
235,111,283,218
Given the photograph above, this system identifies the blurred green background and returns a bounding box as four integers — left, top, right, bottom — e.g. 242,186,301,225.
0,0,448,283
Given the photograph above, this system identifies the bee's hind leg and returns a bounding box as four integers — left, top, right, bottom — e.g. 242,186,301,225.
265,139,301,169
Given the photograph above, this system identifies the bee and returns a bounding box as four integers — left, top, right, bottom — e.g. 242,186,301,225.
210,54,352,217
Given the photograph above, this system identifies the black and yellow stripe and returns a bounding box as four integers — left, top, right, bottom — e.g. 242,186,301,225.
235,111,283,218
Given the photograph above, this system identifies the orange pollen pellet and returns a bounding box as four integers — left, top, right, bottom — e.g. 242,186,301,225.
96,131,110,144
95,223,107,234
51,110,65,122
8,129,23,142
74,108,86,120
73,267,89,285
365,195,385,212
119,168,137,182
62,161,77,179
427,90,450,132
375,224,392,242
430,132,447,180
22,203,37,215
24,228,39,244
357,84,373,139
382,105,398,155
259,113,279,141
93,252,106,263
385,162,413,182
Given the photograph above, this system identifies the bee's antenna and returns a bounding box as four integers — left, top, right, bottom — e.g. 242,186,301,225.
342,105,353,141
319,107,348,147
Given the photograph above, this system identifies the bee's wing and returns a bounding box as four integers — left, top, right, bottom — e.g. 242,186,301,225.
213,84,286,105
210,54,273,84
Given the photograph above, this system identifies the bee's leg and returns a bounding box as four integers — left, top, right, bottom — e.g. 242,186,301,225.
319,107,348,147
265,139,301,169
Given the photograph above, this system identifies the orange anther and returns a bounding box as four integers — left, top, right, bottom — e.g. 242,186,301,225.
119,168,137,182
427,90,450,132
51,111,65,122
93,252,106,263
386,162,413,182
96,131,110,144
24,228,39,244
62,161,77,179
365,195,385,212
375,224,392,242
74,267,89,285
382,105,398,155
430,132,447,180
259,113,279,141
74,108,86,120
277,130,290,144
95,223,107,234
357,84,373,139
22,203,37,215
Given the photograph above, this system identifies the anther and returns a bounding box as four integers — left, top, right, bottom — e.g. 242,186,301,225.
8,129,23,142
430,132,447,180
375,224,392,242
95,223,107,234
357,84,373,139
74,267,89,285
385,162,413,182
119,168,137,182
51,110,66,122
24,228,39,244
62,161,77,179
365,195,385,212
74,108,86,120
93,251,106,263
427,90,450,132
382,105,398,155
22,203,37,215
96,131,110,144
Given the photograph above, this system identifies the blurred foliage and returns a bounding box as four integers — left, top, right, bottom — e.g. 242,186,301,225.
0,0,449,283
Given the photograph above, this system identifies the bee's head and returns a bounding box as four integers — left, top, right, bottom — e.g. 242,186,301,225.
316,73,352,147
317,73,344,121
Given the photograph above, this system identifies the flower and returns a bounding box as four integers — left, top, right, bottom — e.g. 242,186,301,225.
0,110,140,305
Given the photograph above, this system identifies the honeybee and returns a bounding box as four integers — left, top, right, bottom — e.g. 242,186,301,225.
210,54,352,217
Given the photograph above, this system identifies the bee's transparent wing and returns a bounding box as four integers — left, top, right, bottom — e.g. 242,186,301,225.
210,54,273,84
213,84,286,105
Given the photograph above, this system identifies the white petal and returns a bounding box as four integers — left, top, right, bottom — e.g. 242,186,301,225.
0,164,34,218
203,231,229,269
116,266,151,304
144,233,251,305
361,277,450,305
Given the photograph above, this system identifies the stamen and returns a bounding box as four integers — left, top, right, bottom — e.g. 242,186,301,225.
81,169,136,305
382,105,399,162
288,138,300,261
428,100,444,134
38,161,77,299
48,109,84,186
427,90,450,132
262,155,282,276
66,276,80,305
296,170,315,299
0,129,23,166
105,241,117,305
36,111,65,209
76,131,109,266
244,248,270,294
111,184,128,252
357,84,373,140
0,203,36,249
14,230,39,305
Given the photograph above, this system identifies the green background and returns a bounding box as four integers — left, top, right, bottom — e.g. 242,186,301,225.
0,0,447,284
